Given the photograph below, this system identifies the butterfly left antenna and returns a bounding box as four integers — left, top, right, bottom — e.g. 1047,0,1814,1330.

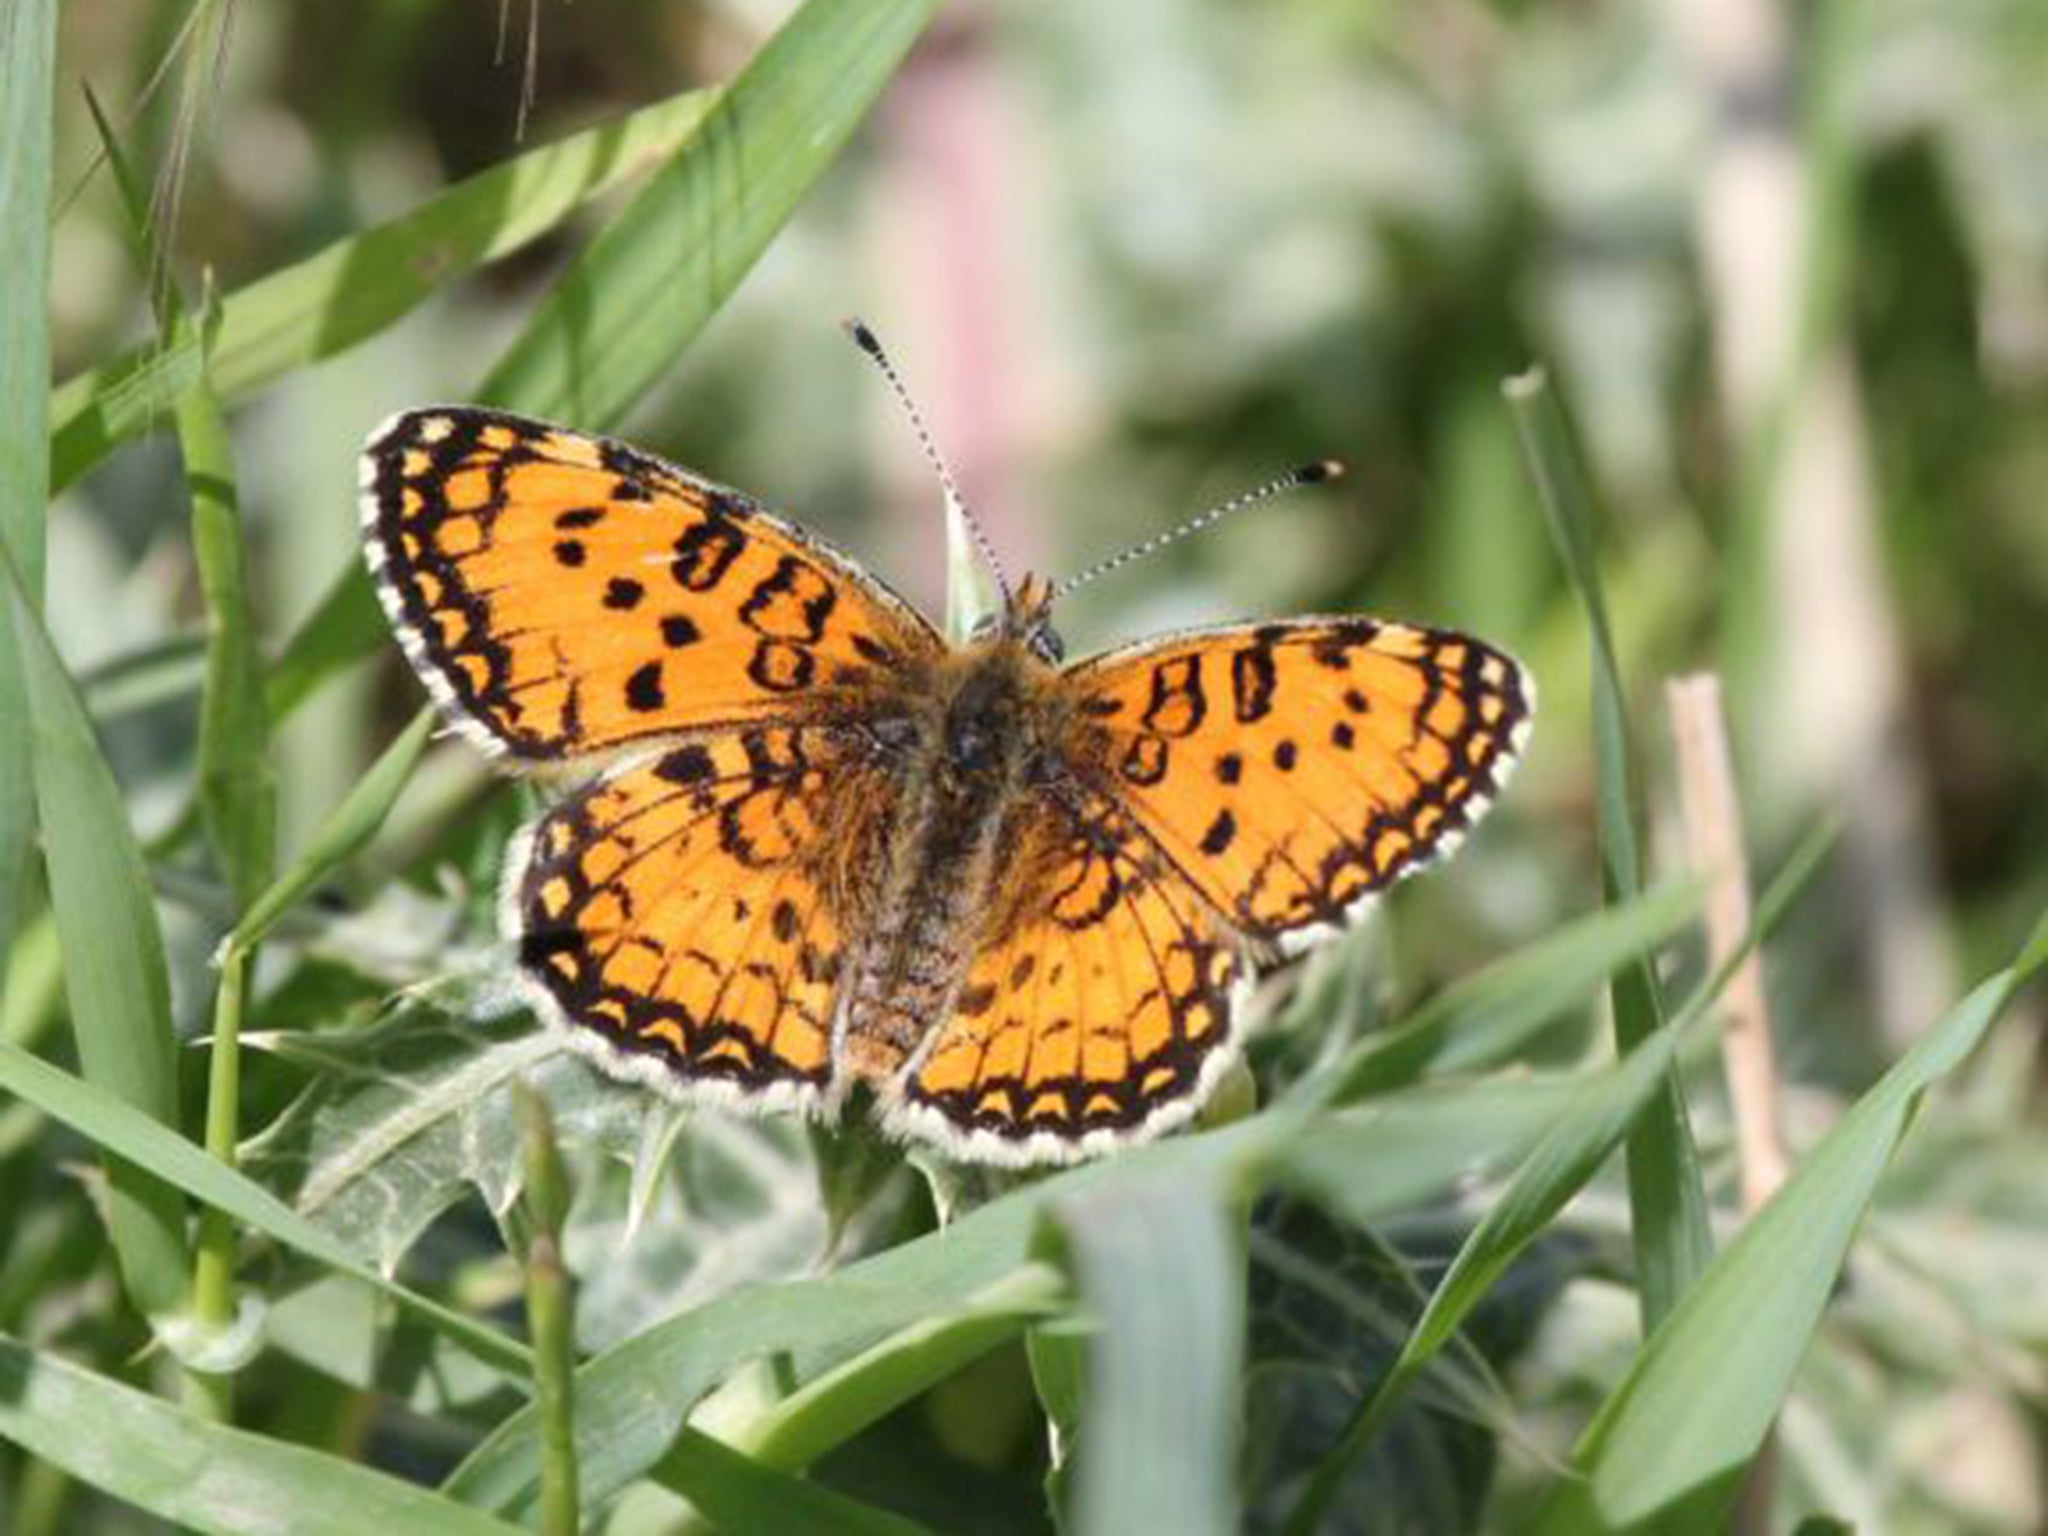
843,318,1013,603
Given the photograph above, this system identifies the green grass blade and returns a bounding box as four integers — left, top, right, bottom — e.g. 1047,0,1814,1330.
0,1037,529,1379
1535,909,2048,1534
443,1072,1568,1520
0,1333,527,1536
660,1426,941,1536
3,545,189,1319
228,707,435,954
1049,1178,1243,1536
478,0,942,427
262,561,388,724
48,87,715,491
1506,365,1712,1327
181,355,275,912
0,0,56,980
1318,880,1701,1102
1279,821,1835,1536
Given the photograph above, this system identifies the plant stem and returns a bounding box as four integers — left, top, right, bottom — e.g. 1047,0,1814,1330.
187,939,249,1420
516,1084,580,1535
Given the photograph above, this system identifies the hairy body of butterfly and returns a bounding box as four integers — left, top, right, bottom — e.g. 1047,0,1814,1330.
362,405,1532,1166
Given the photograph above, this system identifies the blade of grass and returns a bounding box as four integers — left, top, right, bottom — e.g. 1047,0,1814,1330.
1535,909,2048,1534
3,544,189,1319
443,1065,1583,1520
1506,365,1712,1328
0,0,57,983
49,86,715,491
85,87,279,1410
227,707,435,954
0,1037,529,1379
1278,820,1836,1536
477,0,942,427
0,1334,528,1536
1314,880,1701,1102
1046,1178,1244,1536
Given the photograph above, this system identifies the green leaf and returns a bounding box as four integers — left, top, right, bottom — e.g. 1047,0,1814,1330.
477,0,943,428
439,1124,1275,1517
1534,910,2048,1534
0,1333,527,1536
0,0,55,983
247,1012,610,1271
656,1262,1066,1534
0,1036,529,1379
1506,365,1711,1327
659,1425,941,1536
48,86,716,491
1048,1177,1243,1536
3,545,188,1319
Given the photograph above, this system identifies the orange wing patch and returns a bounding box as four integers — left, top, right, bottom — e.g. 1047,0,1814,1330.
361,407,939,762
886,786,1242,1163
1066,619,1531,951
508,723,891,1110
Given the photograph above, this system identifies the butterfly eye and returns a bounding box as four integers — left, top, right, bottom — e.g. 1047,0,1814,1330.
1029,623,1065,665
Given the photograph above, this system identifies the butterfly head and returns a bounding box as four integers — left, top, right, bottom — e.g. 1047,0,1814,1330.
975,571,1064,664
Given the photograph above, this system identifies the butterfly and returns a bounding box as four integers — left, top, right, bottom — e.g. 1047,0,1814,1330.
359,355,1531,1167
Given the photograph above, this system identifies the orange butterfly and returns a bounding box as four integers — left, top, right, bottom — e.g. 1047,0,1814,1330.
359,342,1531,1166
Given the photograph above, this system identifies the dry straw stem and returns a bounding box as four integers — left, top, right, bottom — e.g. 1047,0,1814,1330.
1667,673,1789,1214
1667,671,1784,1536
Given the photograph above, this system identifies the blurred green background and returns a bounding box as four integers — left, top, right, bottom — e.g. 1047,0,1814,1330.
12,0,2048,1530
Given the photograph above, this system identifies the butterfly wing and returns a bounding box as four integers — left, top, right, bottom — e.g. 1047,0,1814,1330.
508,722,896,1111
886,783,1243,1165
1064,618,1531,953
361,407,941,764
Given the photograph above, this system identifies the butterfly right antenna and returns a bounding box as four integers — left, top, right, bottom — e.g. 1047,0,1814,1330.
843,318,1013,606
1053,459,1346,600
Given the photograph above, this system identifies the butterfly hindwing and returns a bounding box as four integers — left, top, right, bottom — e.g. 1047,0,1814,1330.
887,783,1243,1164
508,722,895,1113
1064,618,1532,952
361,407,940,764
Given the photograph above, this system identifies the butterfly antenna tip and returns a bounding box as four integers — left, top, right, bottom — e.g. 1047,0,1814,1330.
1055,455,1348,598
842,316,1011,601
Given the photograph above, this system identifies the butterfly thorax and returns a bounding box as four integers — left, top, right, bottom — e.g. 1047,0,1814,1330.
837,632,1068,1084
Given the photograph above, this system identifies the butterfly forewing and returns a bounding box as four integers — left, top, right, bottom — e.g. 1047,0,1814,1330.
360,407,940,763
1064,618,1532,951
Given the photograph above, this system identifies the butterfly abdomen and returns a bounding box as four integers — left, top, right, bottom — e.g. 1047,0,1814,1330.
836,641,1059,1086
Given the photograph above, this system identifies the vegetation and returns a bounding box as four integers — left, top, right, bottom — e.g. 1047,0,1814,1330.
4,0,2047,1530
